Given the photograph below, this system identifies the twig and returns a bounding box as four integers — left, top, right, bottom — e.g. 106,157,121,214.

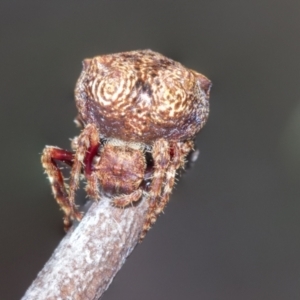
22,195,149,300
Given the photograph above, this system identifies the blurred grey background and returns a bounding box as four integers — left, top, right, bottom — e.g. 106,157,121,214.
1,1,300,299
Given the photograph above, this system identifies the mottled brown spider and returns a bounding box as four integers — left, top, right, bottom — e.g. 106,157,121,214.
41,50,211,240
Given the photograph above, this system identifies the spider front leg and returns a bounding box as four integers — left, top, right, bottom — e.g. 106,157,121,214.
42,123,101,230
141,139,171,239
140,140,194,240
41,146,82,229
113,189,143,207
153,140,194,216
69,123,101,203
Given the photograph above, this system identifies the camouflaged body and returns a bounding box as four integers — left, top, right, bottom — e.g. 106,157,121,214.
75,49,211,144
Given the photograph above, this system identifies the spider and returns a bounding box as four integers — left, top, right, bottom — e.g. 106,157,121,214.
41,50,211,240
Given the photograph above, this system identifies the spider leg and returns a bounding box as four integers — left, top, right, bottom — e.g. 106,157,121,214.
41,146,81,229
153,140,194,216
69,123,101,204
141,139,170,240
140,140,194,241
153,142,181,216
113,188,143,207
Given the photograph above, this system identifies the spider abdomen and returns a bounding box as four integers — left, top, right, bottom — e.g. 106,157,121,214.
75,49,211,143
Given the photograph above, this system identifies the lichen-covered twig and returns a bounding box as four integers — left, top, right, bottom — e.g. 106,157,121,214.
22,195,149,300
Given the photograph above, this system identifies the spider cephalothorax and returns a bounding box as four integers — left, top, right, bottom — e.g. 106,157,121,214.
42,49,211,239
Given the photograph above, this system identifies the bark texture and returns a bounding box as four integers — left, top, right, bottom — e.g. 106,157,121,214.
22,196,149,300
